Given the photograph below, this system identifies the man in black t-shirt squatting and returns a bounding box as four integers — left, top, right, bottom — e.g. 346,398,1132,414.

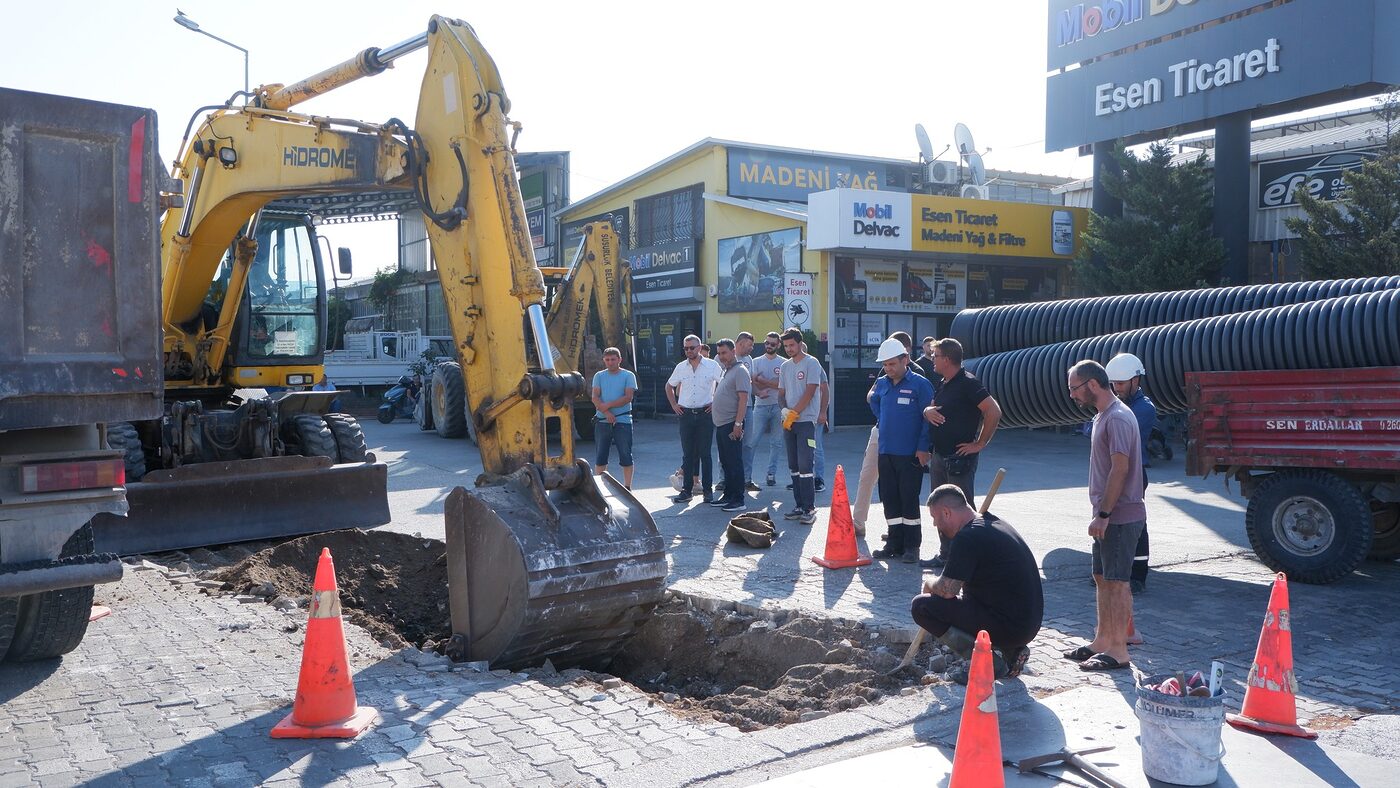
910,484,1044,683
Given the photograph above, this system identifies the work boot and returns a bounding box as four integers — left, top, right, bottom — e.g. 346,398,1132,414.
935,626,977,662
947,651,1010,686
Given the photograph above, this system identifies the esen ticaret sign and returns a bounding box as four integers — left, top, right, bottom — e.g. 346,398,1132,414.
807,189,1086,260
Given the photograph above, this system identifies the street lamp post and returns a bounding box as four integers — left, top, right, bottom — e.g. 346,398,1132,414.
173,10,249,94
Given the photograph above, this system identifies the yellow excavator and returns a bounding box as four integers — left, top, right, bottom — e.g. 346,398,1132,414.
99,16,664,668
422,218,635,443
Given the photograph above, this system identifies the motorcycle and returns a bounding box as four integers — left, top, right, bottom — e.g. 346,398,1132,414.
377,375,420,424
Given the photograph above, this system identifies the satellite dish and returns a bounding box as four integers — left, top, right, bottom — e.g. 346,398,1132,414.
953,123,977,158
915,124,934,162
966,152,988,187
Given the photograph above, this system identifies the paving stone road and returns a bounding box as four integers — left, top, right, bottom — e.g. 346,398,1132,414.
1,420,1395,786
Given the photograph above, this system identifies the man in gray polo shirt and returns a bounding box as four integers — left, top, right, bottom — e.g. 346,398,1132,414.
711,338,752,512
777,327,822,524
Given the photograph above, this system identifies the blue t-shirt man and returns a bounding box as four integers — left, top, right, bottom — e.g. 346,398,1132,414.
592,368,637,423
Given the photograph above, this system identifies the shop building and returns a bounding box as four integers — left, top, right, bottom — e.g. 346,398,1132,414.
558,139,1078,420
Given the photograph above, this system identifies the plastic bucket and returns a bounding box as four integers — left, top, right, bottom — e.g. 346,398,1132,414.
1135,674,1226,786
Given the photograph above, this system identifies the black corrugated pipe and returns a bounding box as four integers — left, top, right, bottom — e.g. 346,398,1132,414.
964,287,1400,428
950,276,1400,359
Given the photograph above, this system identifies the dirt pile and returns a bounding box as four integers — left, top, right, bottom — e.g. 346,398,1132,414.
215,529,451,648
609,599,941,730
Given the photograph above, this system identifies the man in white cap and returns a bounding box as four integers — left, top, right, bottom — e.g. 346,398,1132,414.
1106,352,1155,593
869,337,934,563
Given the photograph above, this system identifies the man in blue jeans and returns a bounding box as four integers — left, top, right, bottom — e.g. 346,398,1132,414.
590,347,637,489
746,332,786,487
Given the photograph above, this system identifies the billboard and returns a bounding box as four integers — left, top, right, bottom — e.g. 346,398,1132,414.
520,172,546,249
1047,0,1262,71
716,228,801,313
835,257,966,315
727,147,907,201
809,189,1087,260
1045,0,1400,150
1257,149,1379,209
626,239,697,295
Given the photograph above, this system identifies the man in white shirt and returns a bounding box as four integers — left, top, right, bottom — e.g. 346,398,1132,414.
666,334,723,504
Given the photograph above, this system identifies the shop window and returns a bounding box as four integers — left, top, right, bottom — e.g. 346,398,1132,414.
635,185,703,247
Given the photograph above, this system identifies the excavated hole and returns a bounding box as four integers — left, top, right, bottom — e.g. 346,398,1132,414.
198,530,949,730
603,597,947,730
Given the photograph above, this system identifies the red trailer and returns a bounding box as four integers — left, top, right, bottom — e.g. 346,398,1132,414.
1186,367,1400,583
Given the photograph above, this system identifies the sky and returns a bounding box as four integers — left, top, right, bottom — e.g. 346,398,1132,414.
3,0,1375,279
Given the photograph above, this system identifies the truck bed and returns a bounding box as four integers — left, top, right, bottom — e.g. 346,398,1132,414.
1185,367,1400,476
0,88,163,430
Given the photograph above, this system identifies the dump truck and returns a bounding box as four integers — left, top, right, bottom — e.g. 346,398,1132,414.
0,88,165,659
1186,367,1400,583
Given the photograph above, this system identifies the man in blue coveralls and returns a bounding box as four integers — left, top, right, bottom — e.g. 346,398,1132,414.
1106,352,1154,593
869,338,935,563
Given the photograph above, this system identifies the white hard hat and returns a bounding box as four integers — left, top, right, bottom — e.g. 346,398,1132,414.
1105,352,1146,382
876,337,908,363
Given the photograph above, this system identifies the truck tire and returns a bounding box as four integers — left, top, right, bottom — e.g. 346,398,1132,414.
0,598,17,659
323,414,369,464
284,415,338,461
432,362,467,439
1245,470,1374,584
5,524,95,661
106,422,146,481
1369,501,1400,560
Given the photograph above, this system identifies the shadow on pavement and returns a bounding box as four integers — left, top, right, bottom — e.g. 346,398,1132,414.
0,658,61,706
84,657,486,786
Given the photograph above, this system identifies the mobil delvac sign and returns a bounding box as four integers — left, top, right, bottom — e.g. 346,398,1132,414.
1045,0,1400,150
807,189,1087,260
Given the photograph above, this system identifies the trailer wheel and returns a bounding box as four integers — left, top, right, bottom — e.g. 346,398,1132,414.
5,524,95,661
432,362,467,439
323,414,369,464
1369,501,1400,560
105,422,146,481
284,415,338,460
1245,470,1374,584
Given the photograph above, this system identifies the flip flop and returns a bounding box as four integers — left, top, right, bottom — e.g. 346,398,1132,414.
1079,653,1131,671
1062,645,1096,662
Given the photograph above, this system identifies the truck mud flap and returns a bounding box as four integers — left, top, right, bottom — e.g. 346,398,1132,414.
91,456,390,555
443,461,666,671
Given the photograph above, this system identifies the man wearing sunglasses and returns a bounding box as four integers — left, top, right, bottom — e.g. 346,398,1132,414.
666,334,723,504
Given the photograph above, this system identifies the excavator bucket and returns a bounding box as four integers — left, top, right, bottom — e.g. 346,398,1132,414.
443,462,666,670
91,456,390,555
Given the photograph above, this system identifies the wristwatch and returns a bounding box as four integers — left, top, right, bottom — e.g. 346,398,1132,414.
1096,510,1112,519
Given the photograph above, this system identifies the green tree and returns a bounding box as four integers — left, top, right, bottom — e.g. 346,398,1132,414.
1284,89,1400,279
367,267,410,314
1074,141,1227,295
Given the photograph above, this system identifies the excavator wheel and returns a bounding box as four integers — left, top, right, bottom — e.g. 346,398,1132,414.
106,422,147,481
443,462,666,671
432,362,467,439
284,415,338,461
323,414,369,463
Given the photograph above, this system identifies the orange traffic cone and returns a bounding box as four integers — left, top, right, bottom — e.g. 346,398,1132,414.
950,630,1004,788
811,466,870,569
271,548,377,739
1226,572,1316,739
